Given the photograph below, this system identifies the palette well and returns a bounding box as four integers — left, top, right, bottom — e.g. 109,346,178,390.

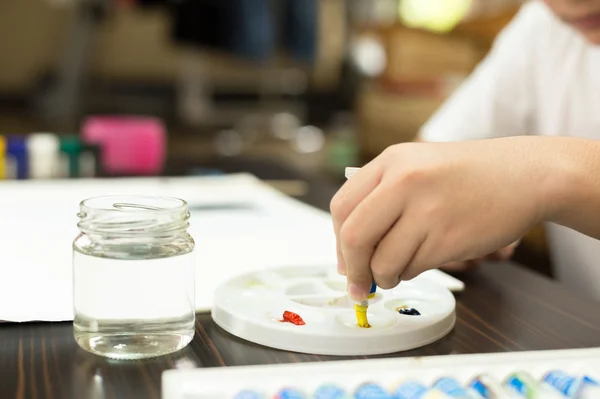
211,265,456,356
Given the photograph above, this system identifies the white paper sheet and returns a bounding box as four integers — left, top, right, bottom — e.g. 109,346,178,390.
0,174,462,323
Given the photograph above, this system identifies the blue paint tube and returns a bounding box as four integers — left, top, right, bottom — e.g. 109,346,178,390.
432,377,476,398
542,370,600,398
504,371,562,398
353,382,392,399
274,387,306,399
313,384,351,399
468,374,510,398
393,380,449,399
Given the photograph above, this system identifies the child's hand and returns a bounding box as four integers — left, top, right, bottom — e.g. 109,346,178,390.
330,139,544,301
440,240,521,272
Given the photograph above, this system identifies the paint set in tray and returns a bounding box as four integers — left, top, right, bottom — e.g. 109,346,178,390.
162,347,600,399
166,265,600,398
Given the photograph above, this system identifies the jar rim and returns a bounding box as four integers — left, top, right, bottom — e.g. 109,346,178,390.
79,195,188,214
77,195,190,236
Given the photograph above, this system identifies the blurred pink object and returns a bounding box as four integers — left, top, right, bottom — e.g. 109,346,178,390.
81,116,166,175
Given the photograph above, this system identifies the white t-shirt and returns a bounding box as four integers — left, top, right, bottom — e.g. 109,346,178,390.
419,0,600,299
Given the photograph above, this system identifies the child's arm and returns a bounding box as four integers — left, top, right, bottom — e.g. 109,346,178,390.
412,2,551,271
331,136,600,296
541,137,600,241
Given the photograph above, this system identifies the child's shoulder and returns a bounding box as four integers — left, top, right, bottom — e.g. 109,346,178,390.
509,0,572,34
497,1,584,59
509,1,571,37
518,0,554,19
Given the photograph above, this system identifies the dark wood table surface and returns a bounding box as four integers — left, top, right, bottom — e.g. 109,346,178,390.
2,158,600,399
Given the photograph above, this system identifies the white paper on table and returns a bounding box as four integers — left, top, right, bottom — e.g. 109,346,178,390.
0,173,462,323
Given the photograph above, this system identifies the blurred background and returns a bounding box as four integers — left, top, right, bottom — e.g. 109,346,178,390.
0,0,549,274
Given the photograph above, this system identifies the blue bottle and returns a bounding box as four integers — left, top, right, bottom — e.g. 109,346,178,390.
6,135,28,179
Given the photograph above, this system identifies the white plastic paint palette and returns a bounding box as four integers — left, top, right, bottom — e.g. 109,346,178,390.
211,266,456,356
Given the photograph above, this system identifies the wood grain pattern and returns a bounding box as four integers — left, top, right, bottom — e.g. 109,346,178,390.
2,160,600,398
2,263,600,399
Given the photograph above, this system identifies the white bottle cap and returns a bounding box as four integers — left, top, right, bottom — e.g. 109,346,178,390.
345,167,360,179
28,133,59,151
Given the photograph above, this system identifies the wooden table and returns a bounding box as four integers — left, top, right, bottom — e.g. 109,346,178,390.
2,160,600,399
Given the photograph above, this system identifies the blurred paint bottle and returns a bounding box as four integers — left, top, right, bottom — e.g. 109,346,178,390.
28,133,61,179
81,115,165,176
80,143,101,178
6,135,28,179
59,135,101,178
0,135,5,179
59,135,81,178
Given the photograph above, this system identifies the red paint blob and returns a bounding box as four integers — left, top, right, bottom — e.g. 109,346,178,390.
279,310,305,326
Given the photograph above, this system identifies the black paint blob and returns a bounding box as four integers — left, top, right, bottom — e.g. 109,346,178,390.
398,307,421,316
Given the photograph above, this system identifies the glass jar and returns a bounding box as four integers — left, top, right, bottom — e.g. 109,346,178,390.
73,195,196,359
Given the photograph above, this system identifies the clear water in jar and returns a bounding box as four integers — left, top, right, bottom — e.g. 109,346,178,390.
73,249,196,359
